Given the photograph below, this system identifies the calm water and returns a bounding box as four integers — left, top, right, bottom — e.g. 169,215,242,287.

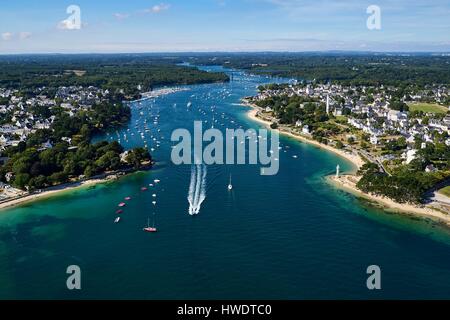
1,66,450,299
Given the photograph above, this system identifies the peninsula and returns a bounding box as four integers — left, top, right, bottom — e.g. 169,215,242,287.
244,78,450,225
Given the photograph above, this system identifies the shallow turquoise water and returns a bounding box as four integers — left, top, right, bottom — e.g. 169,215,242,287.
1,66,450,299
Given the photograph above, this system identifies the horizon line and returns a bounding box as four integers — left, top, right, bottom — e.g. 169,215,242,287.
1,50,450,56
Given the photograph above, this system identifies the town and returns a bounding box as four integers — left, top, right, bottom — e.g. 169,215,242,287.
0,85,114,152
0,84,151,203
248,81,450,209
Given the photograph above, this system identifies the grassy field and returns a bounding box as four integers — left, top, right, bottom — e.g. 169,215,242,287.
334,115,348,122
438,186,450,197
408,102,448,114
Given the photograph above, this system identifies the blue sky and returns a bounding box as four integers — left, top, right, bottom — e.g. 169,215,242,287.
0,0,449,53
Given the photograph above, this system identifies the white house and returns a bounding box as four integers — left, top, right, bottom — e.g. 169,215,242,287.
370,135,379,145
405,149,417,164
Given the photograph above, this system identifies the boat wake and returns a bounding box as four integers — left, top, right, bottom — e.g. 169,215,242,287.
187,164,207,215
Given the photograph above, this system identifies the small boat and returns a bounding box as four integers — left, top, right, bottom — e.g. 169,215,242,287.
141,187,148,191
143,218,157,233
125,197,132,201
114,217,121,224
116,209,123,214
154,179,161,184
228,175,233,191
152,201,157,205
118,202,126,207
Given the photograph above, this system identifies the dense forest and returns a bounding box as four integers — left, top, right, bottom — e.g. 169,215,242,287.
0,54,229,97
0,140,151,190
188,52,450,86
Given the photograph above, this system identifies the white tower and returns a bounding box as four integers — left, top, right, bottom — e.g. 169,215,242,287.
326,94,330,115
336,164,340,178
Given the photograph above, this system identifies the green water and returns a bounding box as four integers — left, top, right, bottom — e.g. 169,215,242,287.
1,66,450,299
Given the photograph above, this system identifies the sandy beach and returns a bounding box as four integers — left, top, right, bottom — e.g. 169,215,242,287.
328,174,450,226
0,174,120,211
244,101,450,226
245,105,365,170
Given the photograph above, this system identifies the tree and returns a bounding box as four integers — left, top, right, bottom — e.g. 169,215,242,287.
126,148,152,169
48,172,68,185
28,175,47,190
335,141,344,149
389,100,409,112
13,173,31,189
83,165,95,178
95,151,121,171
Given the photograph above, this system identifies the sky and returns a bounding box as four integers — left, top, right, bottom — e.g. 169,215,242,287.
0,0,449,53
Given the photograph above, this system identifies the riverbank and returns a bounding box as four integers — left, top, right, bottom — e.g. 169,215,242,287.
329,174,450,226
244,101,450,226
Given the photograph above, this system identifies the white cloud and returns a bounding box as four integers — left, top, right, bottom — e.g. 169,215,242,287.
19,32,32,40
113,13,130,20
57,20,86,30
1,32,13,41
57,20,72,30
143,3,171,14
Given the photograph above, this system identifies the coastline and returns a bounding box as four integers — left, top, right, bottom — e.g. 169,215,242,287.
0,164,153,211
244,103,365,171
328,174,450,226
0,175,121,211
244,101,450,226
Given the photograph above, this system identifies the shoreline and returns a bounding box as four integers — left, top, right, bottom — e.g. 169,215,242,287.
244,103,365,171
132,87,189,102
328,174,450,226
0,177,114,211
0,165,152,211
243,101,450,226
